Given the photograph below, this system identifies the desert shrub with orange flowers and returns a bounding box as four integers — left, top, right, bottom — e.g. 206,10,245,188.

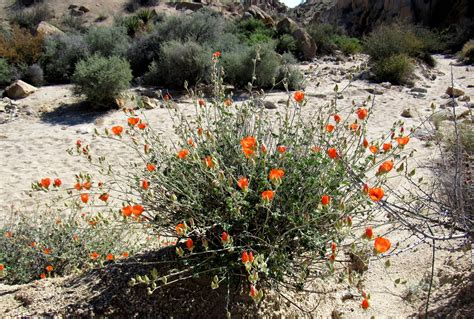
1,54,414,311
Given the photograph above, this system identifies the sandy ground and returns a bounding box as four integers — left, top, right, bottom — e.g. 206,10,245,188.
0,55,472,317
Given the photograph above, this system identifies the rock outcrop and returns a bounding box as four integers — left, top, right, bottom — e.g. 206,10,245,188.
4,80,38,99
293,0,474,35
277,17,317,60
36,21,64,36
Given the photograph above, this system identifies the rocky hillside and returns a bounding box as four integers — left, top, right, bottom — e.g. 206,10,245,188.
293,0,474,34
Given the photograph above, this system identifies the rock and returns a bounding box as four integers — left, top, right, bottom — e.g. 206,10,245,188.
36,21,64,36
458,95,470,102
277,17,298,34
446,87,465,98
263,101,277,109
68,4,78,10
70,9,85,16
437,107,471,121
292,28,317,61
78,6,90,13
401,108,413,118
23,107,36,116
175,2,204,11
440,100,458,109
0,114,6,124
411,87,427,93
440,93,450,99
365,87,384,95
5,80,38,99
308,93,327,99
380,82,392,89
142,96,158,109
244,5,275,27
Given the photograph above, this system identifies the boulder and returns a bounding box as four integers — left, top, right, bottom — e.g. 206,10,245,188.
78,6,90,13
244,5,275,27
142,96,159,109
5,80,38,99
277,17,298,34
446,87,465,98
458,95,470,102
175,2,204,12
36,21,64,37
292,28,317,61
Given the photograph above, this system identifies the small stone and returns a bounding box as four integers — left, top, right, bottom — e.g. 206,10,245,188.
263,101,277,109
23,107,36,116
446,87,465,98
411,87,427,93
401,108,413,118
380,82,392,89
142,96,158,109
440,94,450,99
458,95,470,102
440,100,458,109
365,87,384,95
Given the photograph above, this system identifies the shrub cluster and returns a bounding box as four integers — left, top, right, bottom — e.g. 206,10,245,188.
0,58,13,87
459,40,474,65
307,23,361,56
10,3,52,32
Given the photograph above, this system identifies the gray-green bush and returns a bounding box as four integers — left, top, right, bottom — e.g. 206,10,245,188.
86,26,130,58
23,63,43,86
144,40,211,88
41,33,89,83
73,55,132,108
373,54,414,84
10,3,52,32
0,58,13,87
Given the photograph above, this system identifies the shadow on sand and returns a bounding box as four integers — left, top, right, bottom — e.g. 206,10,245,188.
40,102,112,126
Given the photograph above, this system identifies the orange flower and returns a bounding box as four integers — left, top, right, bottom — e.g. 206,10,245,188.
347,215,353,226
361,298,369,310
122,252,129,258
378,160,394,174
369,145,378,154
177,149,189,159
362,183,369,193
30,241,37,248
198,99,206,107
4,231,13,238
368,187,384,201
80,193,89,204
241,251,249,263
99,193,109,202
260,144,267,153
204,156,215,168
186,238,194,251
212,51,221,58
106,253,115,261
383,143,392,152
147,163,156,172
237,177,249,191
248,251,254,262
142,180,149,190
53,178,62,187
294,91,305,103
127,117,140,126
138,122,147,130
76,139,82,147
72,235,79,242
83,181,92,190
396,136,410,146
43,248,51,255
197,127,203,135
224,98,233,106
331,242,337,252
327,148,338,159
374,237,391,253
90,252,100,260
40,178,51,189
277,145,287,154
249,285,258,298
163,93,171,101
122,205,133,217
363,138,369,148
241,136,257,150
0,264,4,271
326,124,335,133
333,114,341,123
269,169,285,182
321,195,331,206
350,122,359,132
242,147,255,158
329,254,335,262
356,107,368,120
111,126,123,135
176,223,185,236
187,138,195,147
46,265,53,272
262,190,274,201
40,273,46,279
365,227,373,239
74,182,82,191
221,231,229,242
132,205,144,216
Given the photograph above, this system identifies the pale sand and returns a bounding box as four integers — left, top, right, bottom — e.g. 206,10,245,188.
0,55,472,316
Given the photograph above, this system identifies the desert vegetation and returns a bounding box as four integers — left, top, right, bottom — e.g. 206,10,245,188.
0,1,472,317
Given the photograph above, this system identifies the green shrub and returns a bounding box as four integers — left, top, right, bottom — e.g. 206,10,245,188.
41,33,89,83
73,55,132,108
276,34,297,55
333,35,362,55
236,18,275,40
373,54,414,84
117,9,160,37
10,3,52,32
86,26,130,58
126,31,162,77
155,9,228,44
307,23,342,55
459,40,474,64
144,40,211,88
59,15,87,33
363,24,423,61
23,63,43,86
222,44,280,89
0,58,13,87
276,52,305,90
